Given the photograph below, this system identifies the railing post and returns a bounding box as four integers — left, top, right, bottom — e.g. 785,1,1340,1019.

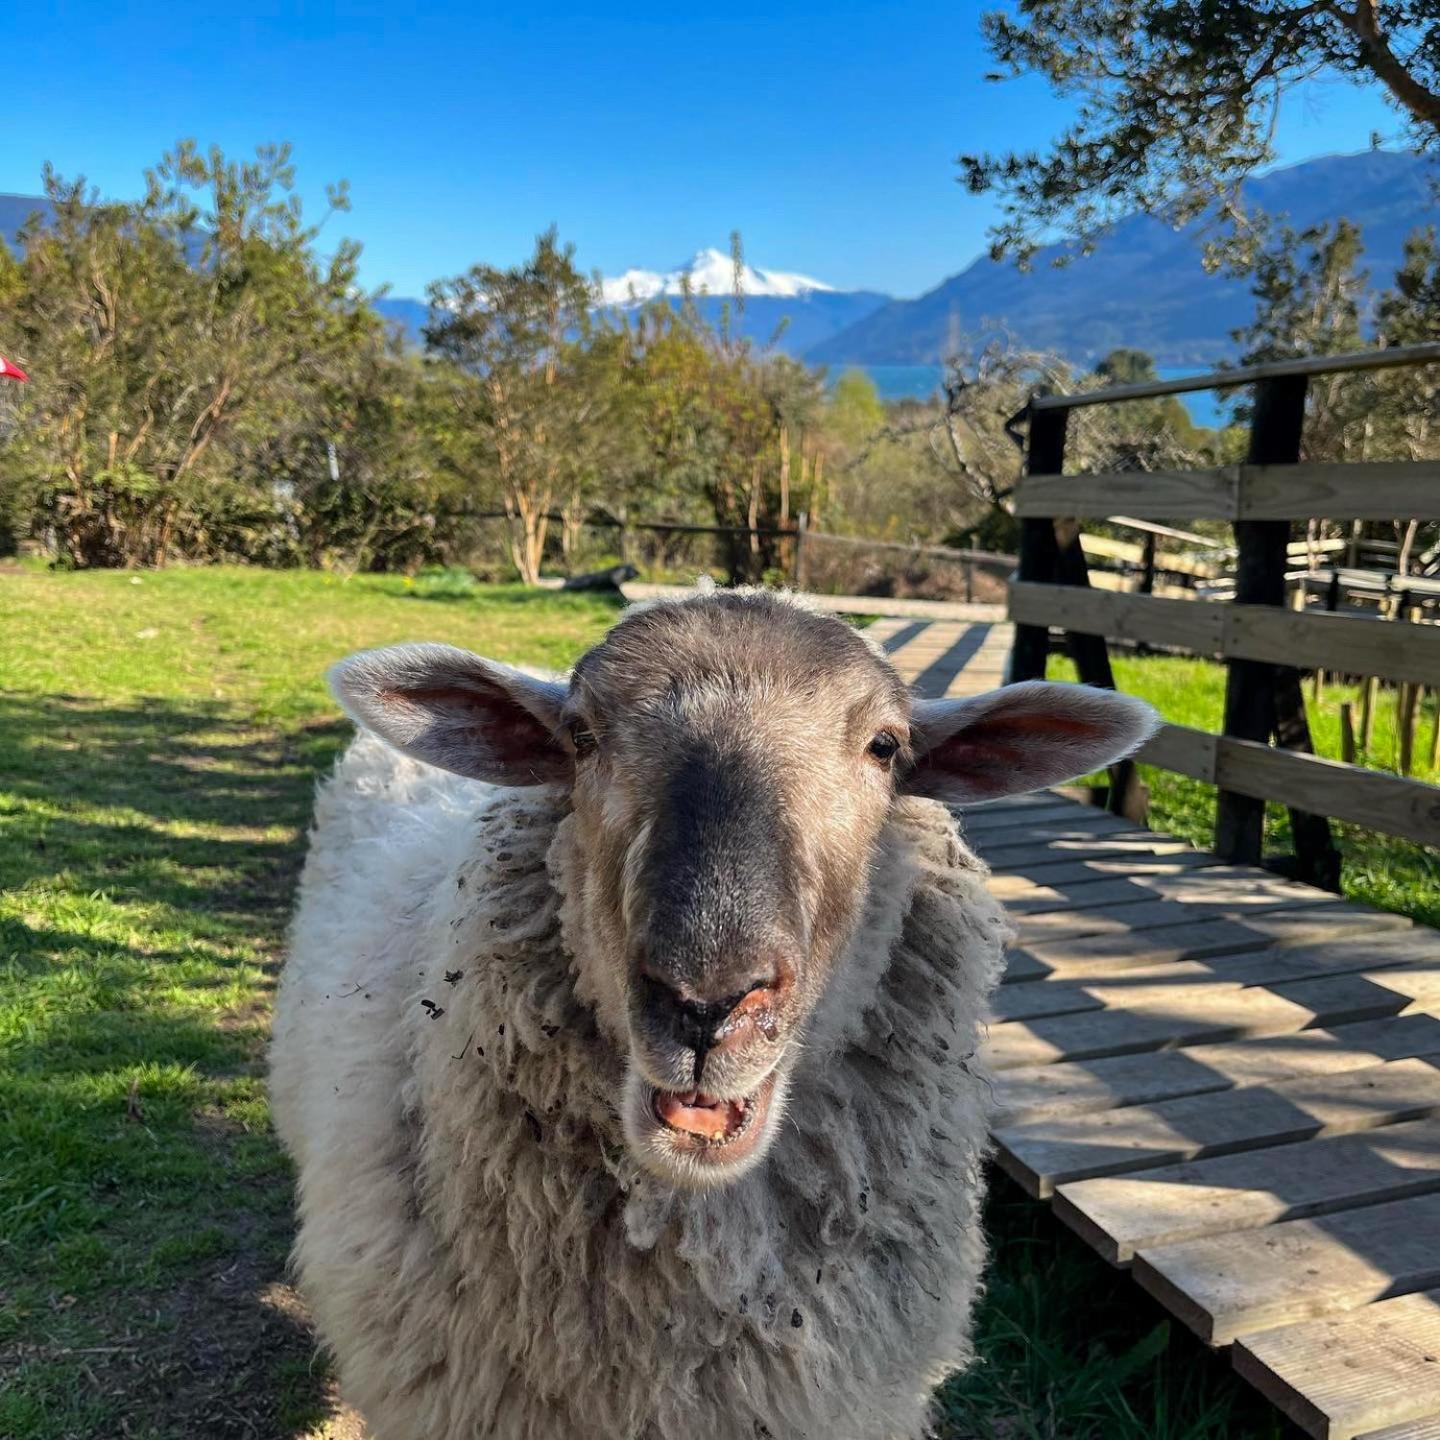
1215,373,1341,888
1009,402,1142,817
1010,405,1068,682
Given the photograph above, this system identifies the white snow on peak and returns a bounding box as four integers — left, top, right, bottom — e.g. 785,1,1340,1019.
599,248,836,306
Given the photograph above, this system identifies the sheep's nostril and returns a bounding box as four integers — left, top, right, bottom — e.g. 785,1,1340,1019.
639,974,777,1058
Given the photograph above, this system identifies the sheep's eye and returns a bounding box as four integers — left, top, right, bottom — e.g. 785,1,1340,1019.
868,730,901,764
568,723,598,758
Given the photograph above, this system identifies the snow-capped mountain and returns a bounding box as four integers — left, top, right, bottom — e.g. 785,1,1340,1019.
599,248,836,305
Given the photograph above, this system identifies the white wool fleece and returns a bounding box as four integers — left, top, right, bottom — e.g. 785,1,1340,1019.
270,731,1013,1440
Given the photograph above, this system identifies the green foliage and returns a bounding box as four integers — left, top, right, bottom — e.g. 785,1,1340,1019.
962,1,1440,263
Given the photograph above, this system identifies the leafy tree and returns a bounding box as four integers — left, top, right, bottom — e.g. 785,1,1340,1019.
1234,219,1369,459
0,142,376,566
425,228,598,584
961,1,1440,262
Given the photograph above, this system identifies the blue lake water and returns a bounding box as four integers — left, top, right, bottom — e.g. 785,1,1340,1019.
831,363,1236,429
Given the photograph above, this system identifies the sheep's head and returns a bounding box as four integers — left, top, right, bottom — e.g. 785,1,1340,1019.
330,592,1156,1189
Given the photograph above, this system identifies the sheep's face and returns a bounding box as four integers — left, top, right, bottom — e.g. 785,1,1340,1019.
562,595,911,1186
329,592,1156,1190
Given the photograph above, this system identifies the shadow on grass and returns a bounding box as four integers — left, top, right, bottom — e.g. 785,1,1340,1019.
0,690,353,1439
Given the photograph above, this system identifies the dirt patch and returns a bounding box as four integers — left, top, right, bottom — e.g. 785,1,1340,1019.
5,1217,365,1440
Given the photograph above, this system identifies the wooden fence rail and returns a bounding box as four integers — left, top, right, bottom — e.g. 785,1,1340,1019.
1008,342,1440,881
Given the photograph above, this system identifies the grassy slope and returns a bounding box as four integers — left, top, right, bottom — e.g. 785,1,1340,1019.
0,568,620,1440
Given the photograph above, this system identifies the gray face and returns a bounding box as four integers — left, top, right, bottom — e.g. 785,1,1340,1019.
562,595,912,1185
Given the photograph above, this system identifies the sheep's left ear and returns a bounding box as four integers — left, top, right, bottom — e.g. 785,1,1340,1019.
904,681,1159,804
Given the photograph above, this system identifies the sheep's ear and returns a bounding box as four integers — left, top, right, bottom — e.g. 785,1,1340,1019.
903,681,1158,805
328,643,570,785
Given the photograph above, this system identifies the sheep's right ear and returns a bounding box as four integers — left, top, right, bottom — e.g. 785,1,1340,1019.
327,643,570,786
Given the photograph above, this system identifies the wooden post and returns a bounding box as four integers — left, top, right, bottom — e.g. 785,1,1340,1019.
1216,373,1340,890
1400,606,1424,775
1360,676,1379,752
793,512,807,591
1010,405,1068,683
1139,532,1157,595
1399,685,1417,774
1340,703,1357,763
1215,376,1302,864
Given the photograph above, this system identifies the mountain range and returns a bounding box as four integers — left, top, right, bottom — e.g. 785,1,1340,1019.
4,149,1437,371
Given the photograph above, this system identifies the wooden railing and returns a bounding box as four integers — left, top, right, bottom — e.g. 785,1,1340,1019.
1008,344,1440,887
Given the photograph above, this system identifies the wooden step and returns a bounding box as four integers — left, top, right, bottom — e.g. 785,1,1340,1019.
1007,906,1412,984
1056,1117,1440,1264
1135,1191,1440,1344
992,1013,1440,1127
993,931,1440,1025
1232,1290,1440,1439
994,1055,1440,1197
986,960,1440,1071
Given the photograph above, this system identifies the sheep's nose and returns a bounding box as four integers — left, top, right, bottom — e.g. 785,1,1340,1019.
639,965,779,1059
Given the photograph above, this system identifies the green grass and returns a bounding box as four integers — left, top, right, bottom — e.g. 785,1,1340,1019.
0,566,620,1440
4,569,1425,1439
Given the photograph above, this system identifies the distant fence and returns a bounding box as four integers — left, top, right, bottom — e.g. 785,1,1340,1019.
1008,341,1440,888
450,508,1013,604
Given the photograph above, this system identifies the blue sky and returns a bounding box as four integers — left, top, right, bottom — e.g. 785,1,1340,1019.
1,2,1402,299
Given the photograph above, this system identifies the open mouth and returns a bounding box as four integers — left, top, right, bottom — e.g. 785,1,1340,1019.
654,1086,757,1145
643,1069,781,1168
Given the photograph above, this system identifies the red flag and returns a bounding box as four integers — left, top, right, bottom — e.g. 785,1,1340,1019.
0,354,29,383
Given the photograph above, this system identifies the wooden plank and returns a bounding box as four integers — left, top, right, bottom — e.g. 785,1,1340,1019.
1055,1117,1440,1265
961,801,1101,834
1009,583,1440,688
1215,740,1440,849
1360,1419,1440,1439
994,1055,1440,1198
993,929,1440,1025
1241,1303,1440,1440
1016,460,1440,522
985,853,1226,891
988,958,1440,1073
970,815,1142,851
1136,723,1218,781
1136,1190,1440,1344
1028,342,1440,411
1226,607,1440,689
999,877,1162,916
1012,894,1348,949
992,1012,1440,1128
1243,461,1440,522
1008,582,1226,652
1015,468,1240,521
1007,906,1412,985
978,832,1197,866
1234,1290,1440,1438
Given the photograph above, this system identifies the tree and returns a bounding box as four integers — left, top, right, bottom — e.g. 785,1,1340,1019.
1235,219,1369,459
425,229,597,584
961,1,1440,263
0,142,375,566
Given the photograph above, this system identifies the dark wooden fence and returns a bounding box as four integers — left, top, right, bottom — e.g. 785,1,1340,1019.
1008,342,1440,889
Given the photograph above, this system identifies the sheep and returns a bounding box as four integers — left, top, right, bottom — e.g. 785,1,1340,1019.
270,589,1155,1440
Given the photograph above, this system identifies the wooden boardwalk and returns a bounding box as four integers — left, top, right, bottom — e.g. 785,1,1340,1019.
885,618,1440,1440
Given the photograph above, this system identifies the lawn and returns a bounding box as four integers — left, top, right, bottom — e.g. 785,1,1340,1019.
3,566,1398,1440
0,567,621,1439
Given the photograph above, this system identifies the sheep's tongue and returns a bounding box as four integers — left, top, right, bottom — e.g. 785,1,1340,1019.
655,1089,744,1140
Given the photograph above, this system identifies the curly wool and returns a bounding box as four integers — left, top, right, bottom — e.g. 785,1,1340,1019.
270,731,1013,1440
